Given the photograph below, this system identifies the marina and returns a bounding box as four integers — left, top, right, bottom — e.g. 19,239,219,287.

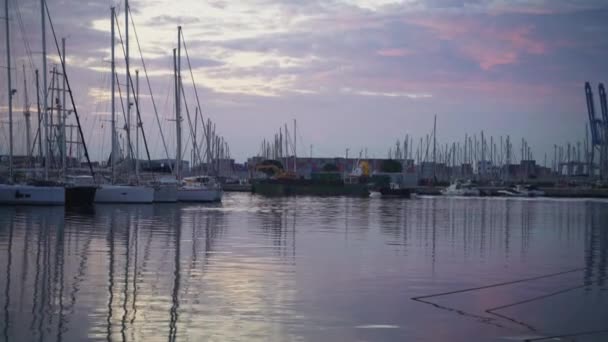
1,0,608,203
1,0,608,340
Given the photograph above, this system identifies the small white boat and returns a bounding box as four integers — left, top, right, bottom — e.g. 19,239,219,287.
498,185,545,197
153,177,179,203
441,180,480,196
0,183,65,205
177,176,222,202
94,184,154,203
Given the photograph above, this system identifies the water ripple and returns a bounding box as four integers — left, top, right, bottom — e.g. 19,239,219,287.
0,194,606,341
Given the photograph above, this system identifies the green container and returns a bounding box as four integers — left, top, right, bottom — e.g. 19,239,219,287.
311,172,342,182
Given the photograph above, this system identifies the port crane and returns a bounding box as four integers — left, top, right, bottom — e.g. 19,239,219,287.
585,82,608,179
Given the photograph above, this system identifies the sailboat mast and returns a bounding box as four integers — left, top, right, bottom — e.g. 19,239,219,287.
283,124,287,172
173,48,180,180
125,0,131,163
61,37,66,178
294,119,297,174
5,0,13,182
432,115,437,180
111,7,116,184
176,26,182,180
41,0,49,180
35,70,42,161
194,107,198,170
135,69,140,181
23,65,32,166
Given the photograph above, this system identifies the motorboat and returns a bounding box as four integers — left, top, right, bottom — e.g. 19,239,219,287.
177,176,223,202
94,184,154,203
498,184,545,197
441,180,480,196
0,183,65,205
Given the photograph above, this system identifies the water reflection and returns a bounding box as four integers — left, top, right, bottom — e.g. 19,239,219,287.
586,202,608,288
168,207,180,342
3,209,13,342
0,196,606,341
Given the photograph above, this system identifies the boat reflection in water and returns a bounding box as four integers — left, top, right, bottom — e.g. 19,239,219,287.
0,195,607,341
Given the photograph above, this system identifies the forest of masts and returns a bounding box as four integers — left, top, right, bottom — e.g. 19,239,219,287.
258,119,298,170
385,132,590,174
384,116,593,176
1,0,231,179
256,116,591,177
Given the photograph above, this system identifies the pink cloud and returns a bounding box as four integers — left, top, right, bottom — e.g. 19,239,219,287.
502,26,546,54
466,45,518,70
377,48,413,57
405,15,547,70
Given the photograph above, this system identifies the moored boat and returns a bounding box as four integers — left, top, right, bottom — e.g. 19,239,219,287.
177,176,222,202
441,180,480,196
153,177,179,203
498,184,545,197
0,1,65,206
0,183,65,206
94,184,154,204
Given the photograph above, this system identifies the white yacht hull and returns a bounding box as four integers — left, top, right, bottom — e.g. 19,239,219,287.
177,187,222,202
153,184,178,203
441,189,480,196
0,184,65,205
94,185,154,203
498,190,545,198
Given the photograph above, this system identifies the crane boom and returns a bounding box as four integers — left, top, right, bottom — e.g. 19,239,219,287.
586,82,601,145
599,83,607,124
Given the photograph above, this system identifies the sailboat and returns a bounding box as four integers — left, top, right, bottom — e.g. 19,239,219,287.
45,44,98,207
0,0,64,205
173,26,222,203
94,5,153,204
178,175,222,202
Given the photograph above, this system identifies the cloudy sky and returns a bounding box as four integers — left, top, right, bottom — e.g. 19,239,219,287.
1,0,608,163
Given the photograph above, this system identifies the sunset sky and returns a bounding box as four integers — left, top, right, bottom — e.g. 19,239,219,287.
1,0,608,162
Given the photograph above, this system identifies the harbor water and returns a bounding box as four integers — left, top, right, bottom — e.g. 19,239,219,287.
0,194,607,341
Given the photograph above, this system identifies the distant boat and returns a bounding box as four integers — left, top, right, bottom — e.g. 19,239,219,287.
441,180,480,196
177,176,222,202
498,184,544,198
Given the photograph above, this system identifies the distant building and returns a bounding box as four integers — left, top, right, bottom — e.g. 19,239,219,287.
247,156,421,183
